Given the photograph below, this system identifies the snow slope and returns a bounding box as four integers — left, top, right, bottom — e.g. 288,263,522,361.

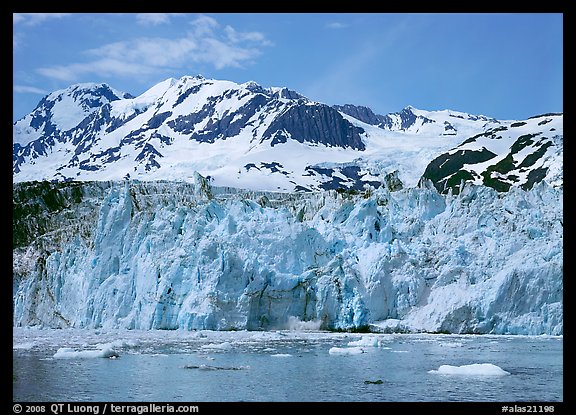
422,114,563,193
13,76,561,192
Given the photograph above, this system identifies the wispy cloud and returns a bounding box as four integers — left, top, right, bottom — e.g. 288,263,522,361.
13,85,49,95
325,21,349,30
135,13,183,26
14,13,73,50
36,14,271,82
37,59,155,82
13,13,71,26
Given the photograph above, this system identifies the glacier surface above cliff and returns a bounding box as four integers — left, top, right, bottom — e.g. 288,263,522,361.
13,178,562,335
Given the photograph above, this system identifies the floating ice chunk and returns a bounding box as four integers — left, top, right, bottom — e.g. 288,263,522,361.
13,341,36,350
328,346,365,355
53,346,119,359
183,364,249,371
270,353,292,357
348,335,381,347
443,342,464,348
428,363,510,376
200,342,233,350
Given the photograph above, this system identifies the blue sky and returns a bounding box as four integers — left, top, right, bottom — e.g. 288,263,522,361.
13,13,563,122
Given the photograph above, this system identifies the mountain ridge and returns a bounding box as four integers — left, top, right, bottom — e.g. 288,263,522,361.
13,76,562,194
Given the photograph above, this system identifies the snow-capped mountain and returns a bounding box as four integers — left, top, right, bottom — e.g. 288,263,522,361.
13,75,561,192
13,83,132,148
421,114,563,193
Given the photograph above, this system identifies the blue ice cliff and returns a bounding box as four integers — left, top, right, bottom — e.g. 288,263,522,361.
12,175,562,335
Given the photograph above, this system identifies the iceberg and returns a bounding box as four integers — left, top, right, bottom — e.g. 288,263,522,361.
53,346,119,359
428,363,510,376
347,335,384,347
328,346,365,355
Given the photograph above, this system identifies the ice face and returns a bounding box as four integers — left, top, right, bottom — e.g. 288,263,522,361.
12,179,563,335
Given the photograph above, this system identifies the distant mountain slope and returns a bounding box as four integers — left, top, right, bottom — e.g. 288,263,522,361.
420,113,562,194
13,76,562,193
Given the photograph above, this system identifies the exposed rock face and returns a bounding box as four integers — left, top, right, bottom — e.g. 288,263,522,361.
263,103,366,150
334,104,435,131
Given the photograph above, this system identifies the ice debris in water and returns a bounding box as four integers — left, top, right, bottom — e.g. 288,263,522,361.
200,342,233,350
328,346,365,355
183,364,249,371
53,346,119,359
348,335,385,347
428,363,510,376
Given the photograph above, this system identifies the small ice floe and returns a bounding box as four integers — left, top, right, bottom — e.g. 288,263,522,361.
53,346,119,359
443,342,464,348
270,353,292,357
348,336,381,347
200,342,233,350
428,363,510,376
13,341,36,350
328,346,365,355
183,364,249,371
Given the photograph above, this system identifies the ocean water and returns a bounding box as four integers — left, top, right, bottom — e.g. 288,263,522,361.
13,328,562,402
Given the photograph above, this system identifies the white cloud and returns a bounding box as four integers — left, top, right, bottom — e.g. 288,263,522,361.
37,59,155,82
224,25,271,45
37,15,271,82
13,85,49,94
135,13,183,26
326,22,349,30
86,37,199,68
189,14,219,36
13,13,71,26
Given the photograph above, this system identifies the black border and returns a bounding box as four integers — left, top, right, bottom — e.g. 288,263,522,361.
9,2,569,413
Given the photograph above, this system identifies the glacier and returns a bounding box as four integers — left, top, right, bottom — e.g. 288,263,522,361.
12,176,562,335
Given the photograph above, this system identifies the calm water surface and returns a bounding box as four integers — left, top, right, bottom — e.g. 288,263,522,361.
13,328,563,402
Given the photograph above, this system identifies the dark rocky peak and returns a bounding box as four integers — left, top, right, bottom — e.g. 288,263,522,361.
262,102,366,150
333,104,383,126
270,87,305,101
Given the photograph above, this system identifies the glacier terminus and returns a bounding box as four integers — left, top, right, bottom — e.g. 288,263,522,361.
13,176,562,334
